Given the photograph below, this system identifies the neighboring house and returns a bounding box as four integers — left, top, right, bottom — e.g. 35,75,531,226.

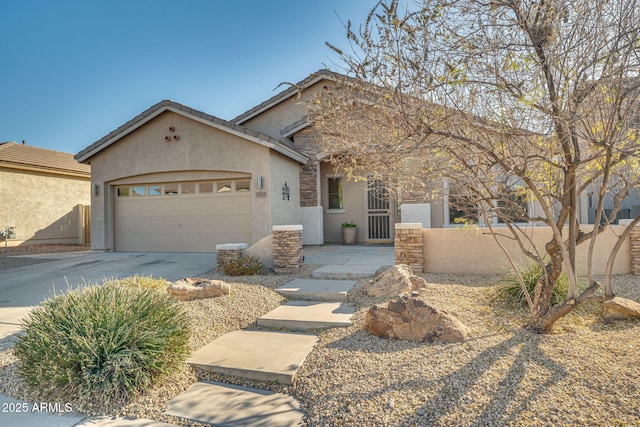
0,141,91,246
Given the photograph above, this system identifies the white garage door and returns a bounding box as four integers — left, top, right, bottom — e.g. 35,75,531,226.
114,179,252,252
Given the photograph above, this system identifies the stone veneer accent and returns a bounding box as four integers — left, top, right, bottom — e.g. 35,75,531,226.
216,243,249,272
272,225,303,274
632,228,640,276
394,223,424,273
293,128,321,207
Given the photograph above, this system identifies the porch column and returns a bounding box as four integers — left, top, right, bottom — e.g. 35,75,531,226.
273,225,303,274
216,243,249,272
394,223,424,273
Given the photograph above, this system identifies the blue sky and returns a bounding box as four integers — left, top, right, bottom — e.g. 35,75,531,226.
0,0,375,154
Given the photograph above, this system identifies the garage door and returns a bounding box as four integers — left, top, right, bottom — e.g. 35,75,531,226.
114,179,252,252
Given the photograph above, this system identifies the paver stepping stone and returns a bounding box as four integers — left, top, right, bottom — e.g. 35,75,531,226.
257,301,355,330
187,330,317,385
312,264,381,279
167,381,303,427
275,278,356,301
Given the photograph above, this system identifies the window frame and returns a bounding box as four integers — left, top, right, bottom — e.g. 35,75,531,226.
326,174,345,213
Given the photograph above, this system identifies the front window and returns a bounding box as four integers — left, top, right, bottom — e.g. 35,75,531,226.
496,178,529,223
328,177,343,210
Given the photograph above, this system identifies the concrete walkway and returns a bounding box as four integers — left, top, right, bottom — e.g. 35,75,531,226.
168,245,392,426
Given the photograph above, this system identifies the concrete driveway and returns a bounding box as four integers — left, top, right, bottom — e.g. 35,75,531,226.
0,252,217,343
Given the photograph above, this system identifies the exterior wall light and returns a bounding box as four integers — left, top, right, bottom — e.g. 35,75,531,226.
282,181,290,201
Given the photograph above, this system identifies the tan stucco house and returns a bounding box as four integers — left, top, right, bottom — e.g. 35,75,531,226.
76,70,404,252
0,141,91,246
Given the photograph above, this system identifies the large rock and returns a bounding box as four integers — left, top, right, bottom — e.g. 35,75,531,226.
364,264,427,298
244,234,274,270
365,297,470,343
603,297,640,321
168,278,231,301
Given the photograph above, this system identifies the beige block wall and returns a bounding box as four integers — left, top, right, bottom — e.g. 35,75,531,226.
422,225,631,275
0,168,90,246
88,111,297,251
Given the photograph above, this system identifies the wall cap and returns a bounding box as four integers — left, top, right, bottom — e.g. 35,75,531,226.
395,223,423,230
216,243,249,250
273,225,303,231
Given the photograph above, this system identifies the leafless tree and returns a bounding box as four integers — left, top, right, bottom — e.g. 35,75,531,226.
310,0,640,332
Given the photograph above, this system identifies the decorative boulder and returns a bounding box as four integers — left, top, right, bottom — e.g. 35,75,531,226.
167,278,231,301
365,297,470,343
602,297,640,321
364,264,427,298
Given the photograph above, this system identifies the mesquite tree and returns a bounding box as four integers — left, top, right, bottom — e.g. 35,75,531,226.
311,0,640,332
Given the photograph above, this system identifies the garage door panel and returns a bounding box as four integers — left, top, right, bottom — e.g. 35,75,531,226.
114,182,252,252
115,214,252,235
116,196,250,218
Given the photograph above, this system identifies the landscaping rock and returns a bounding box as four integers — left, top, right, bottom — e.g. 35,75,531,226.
364,264,427,298
244,234,274,270
602,297,640,321
365,296,470,343
168,278,231,301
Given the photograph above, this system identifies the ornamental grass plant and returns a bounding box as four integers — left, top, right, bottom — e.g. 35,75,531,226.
494,260,569,308
13,283,191,410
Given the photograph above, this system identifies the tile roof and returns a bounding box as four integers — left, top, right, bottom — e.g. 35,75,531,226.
231,69,345,125
0,141,90,177
75,100,308,164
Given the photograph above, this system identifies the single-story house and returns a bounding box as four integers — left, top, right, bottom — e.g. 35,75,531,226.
75,69,640,253
0,141,91,246
75,70,401,252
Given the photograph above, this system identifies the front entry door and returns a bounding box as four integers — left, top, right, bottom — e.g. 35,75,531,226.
366,177,393,243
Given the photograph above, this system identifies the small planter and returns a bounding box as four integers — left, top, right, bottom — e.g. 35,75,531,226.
341,222,357,245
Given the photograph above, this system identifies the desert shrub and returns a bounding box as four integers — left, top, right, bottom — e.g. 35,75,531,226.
494,260,569,308
223,255,264,276
105,275,169,290
14,284,191,410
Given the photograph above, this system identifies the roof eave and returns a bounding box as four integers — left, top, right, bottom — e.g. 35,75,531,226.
231,70,341,125
75,101,308,165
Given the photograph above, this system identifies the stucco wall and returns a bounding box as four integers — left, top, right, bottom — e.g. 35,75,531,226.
0,168,90,245
88,111,297,251
269,151,301,228
320,162,367,243
422,225,631,275
238,80,327,138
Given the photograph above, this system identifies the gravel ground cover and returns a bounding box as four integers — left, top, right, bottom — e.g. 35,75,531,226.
0,250,638,426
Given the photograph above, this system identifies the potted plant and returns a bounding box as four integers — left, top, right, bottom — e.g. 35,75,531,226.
341,222,357,245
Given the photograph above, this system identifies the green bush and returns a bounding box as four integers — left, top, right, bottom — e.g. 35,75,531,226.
14,284,191,409
223,255,264,276
494,261,569,308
